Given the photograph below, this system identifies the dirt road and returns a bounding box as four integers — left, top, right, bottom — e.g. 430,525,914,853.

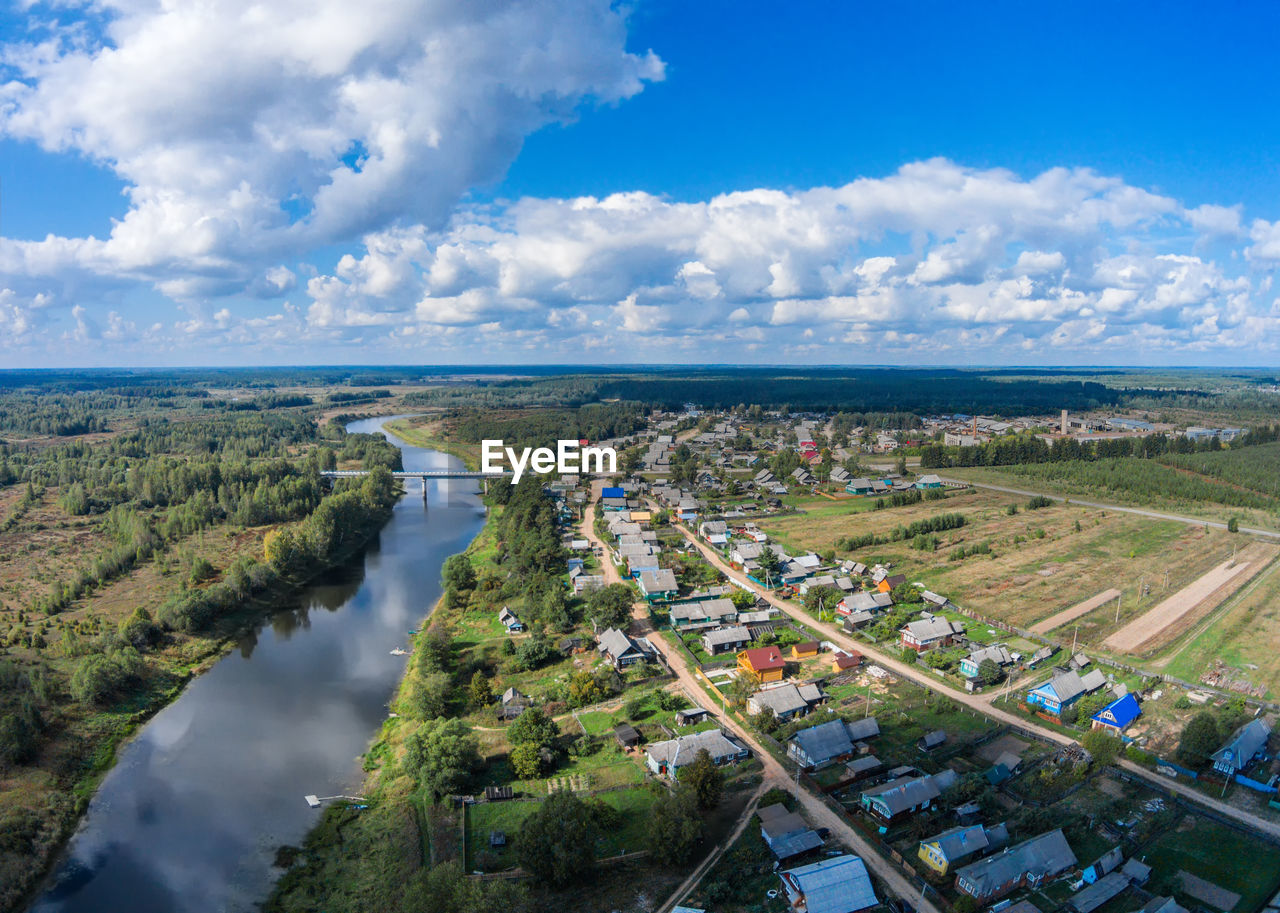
1030,588,1121,634
1104,556,1258,653
579,487,944,913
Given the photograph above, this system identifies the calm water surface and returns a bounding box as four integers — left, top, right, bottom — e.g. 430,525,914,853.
31,415,484,913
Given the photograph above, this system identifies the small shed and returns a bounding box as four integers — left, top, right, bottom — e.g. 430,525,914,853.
615,722,642,749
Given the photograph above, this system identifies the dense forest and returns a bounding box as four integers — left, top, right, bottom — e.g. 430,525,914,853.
443,402,648,448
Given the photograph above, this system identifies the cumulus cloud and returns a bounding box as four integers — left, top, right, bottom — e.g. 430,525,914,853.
282,159,1280,361
0,0,662,298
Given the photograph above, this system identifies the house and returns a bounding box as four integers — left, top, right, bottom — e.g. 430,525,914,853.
731,540,764,565
1082,847,1122,883
1211,717,1273,776
844,755,883,782
498,687,530,721
758,803,824,860
597,627,650,669
829,467,851,484
754,469,776,485
838,591,892,616
698,519,729,542
918,823,1009,875
778,855,878,913
638,568,679,602
915,474,944,489
738,646,786,683
960,645,1014,679
675,707,710,726
750,682,825,721
702,625,753,655
646,729,749,779
498,607,526,633
670,598,737,630
918,730,948,751
900,617,965,652
845,478,874,495
788,718,858,770
1070,871,1132,913
1026,668,1107,716
859,775,943,824
1090,693,1142,734
573,573,605,594
791,641,821,660
842,611,876,632
877,573,907,593
614,722,641,750
831,650,862,672
954,829,1077,902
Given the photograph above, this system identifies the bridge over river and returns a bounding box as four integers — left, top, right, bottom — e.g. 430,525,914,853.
320,468,512,500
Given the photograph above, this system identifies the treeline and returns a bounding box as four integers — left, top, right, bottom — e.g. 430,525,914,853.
919,429,1242,470
999,458,1278,511
834,512,966,551
1161,439,1280,500
445,402,647,448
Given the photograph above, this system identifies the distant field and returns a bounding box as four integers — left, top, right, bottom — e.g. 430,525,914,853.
761,488,1239,647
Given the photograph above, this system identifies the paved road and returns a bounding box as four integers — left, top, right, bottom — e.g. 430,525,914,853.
942,477,1280,541
579,486,944,913
662,512,1280,843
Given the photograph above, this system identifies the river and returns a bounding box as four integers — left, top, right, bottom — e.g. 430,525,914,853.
30,415,485,913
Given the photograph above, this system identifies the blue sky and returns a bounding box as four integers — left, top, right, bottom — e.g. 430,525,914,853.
0,0,1278,367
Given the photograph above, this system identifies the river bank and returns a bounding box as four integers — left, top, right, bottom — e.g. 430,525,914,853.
25,416,484,913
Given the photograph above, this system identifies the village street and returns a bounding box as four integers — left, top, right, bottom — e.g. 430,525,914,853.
578,483,947,913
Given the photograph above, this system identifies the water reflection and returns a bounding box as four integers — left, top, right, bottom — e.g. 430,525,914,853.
30,415,482,913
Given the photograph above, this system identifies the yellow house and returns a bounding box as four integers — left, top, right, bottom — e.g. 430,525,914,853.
790,641,820,660
737,646,786,683
917,824,1002,875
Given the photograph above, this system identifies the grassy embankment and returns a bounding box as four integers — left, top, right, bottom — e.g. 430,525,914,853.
384,416,482,469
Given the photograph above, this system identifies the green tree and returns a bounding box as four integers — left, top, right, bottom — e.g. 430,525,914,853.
443,553,477,591
516,792,599,886
507,707,560,750
468,671,493,708
586,584,634,630
1177,711,1222,767
756,548,782,587
510,741,549,779
976,658,1002,686
566,670,604,709
645,785,703,865
405,717,481,799
119,607,160,649
1081,729,1122,768
681,749,725,809
1227,516,1239,533
411,671,453,719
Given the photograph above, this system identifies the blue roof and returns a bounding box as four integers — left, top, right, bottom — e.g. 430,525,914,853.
1091,693,1141,730
601,486,626,498
782,855,878,913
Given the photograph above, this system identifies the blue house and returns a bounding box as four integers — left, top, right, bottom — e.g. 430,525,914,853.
1026,669,1105,716
1090,693,1141,734
1211,718,1273,777
601,486,626,499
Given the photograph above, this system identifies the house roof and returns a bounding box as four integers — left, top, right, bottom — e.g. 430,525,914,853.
1091,693,1142,729
646,729,744,768
846,717,881,741
833,651,862,669
791,719,855,763
1032,669,1098,704
955,829,1077,895
861,775,942,816
597,627,644,660
753,683,810,717
703,625,752,648
966,644,1013,667
740,646,785,671
1211,717,1272,770
846,755,882,774
923,824,991,862
638,568,678,592
920,729,948,748
781,855,878,913
1070,871,1130,913
903,617,965,641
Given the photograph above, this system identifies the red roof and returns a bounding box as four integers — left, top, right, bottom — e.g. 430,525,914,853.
833,651,863,669
740,646,785,671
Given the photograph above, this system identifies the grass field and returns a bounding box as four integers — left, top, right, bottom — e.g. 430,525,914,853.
1143,814,1280,913
760,488,1239,649
466,784,666,872
1153,556,1280,697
